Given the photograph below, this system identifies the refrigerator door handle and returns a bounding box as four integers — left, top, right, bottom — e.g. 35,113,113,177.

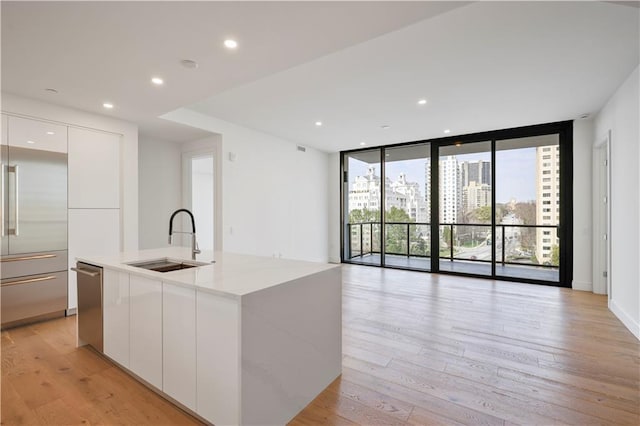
7,164,18,236
13,164,18,236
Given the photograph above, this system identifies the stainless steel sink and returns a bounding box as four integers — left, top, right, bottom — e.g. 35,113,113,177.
126,258,211,273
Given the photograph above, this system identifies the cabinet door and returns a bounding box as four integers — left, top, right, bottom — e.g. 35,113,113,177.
163,283,196,410
129,275,162,390
68,127,120,208
68,209,119,310
103,269,129,368
196,291,240,425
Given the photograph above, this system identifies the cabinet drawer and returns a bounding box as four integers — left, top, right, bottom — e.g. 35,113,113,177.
0,250,68,280
1,271,67,326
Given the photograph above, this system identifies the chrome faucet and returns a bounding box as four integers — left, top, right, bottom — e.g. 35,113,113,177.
168,209,201,260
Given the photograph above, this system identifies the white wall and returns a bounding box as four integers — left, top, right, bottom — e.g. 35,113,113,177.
1,92,139,250
572,119,594,291
162,109,330,263
138,136,182,249
594,65,639,339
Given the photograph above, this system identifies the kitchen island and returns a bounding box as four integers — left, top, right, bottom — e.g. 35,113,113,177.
77,248,342,425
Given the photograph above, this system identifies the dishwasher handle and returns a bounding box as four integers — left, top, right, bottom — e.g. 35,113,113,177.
71,267,101,277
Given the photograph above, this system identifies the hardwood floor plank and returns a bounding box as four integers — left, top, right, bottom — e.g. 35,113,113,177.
3,264,639,426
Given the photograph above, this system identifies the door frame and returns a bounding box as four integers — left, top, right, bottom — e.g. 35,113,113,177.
592,131,611,296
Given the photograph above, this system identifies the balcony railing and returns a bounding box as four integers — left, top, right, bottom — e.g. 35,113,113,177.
347,222,559,268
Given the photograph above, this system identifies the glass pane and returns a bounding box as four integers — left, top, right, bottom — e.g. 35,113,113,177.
495,134,560,282
383,144,430,271
438,141,492,276
343,150,381,266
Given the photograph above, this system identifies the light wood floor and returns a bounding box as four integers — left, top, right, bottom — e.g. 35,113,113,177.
2,264,639,425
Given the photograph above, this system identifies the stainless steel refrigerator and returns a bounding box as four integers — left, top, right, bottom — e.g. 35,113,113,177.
1,115,68,329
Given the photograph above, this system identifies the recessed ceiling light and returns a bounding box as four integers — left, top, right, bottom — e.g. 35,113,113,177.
444,129,451,134
417,99,427,105
360,142,366,146
151,77,164,85
455,142,462,147
224,39,238,49
46,131,55,135
381,125,390,130
103,102,114,109
315,121,323,127
45,88,58,94
180,59,199,69
27,140,35,144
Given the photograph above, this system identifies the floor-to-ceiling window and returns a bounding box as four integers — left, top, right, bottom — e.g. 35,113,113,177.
342,150,382,266
383,144,431,271
437,140,493,276
340,121,573,287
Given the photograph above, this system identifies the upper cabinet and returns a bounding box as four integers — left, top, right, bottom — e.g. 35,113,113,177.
68,127,120,208
6,116,68,153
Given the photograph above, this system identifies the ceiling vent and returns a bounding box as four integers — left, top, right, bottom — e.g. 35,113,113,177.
297,145,306,152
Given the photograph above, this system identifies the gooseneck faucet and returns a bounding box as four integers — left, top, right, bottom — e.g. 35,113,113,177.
168,209,201,260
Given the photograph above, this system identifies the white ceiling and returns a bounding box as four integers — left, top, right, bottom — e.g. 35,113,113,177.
1,1,468,142
2,2,638,151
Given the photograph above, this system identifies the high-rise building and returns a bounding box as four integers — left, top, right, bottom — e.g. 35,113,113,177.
460,160,491,187
535,145,560,263
462,181,491,213
424,161,431,222
439,156,460,224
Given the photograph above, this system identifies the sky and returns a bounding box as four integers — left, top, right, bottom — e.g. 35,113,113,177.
347,147,537,203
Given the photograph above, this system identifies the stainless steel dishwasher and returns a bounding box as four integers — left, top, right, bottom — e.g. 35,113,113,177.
71,262,103,352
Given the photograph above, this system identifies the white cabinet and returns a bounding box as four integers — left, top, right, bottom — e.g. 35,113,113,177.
68,209,120,309
129,275,163,389
196,291,240,425
162,283,196,410
68,127,120,209
7,116,67,153
103,269,129,368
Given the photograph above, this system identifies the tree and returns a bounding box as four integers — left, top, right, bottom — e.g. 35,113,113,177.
513,201,537,250
385,207,414,255
349,208,379,223
550,245,559,266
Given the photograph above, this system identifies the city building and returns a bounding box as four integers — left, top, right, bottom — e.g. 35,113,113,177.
348,168,426,222
535,145,561,263
439,156,461,223
462,181,492,214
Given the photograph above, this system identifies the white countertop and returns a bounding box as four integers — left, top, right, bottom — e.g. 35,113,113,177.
77,248,339,298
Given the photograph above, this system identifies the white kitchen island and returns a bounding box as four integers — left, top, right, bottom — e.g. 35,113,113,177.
77,248,342,426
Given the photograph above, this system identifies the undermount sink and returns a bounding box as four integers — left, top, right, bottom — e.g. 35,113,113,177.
126,257,211,273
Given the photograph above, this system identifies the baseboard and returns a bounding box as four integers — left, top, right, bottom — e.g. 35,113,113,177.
66,308,77,316
571,280,593,291
609,299,640,340
328,256,341,264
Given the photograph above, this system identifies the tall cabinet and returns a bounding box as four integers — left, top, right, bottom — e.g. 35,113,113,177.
67,127,121,310
1,112,122,319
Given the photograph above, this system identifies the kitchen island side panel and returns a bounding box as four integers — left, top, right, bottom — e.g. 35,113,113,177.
240,266,342,425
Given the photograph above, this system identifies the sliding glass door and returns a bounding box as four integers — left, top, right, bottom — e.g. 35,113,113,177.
494,135,560,282
342,150,382,266
383,144,430,271
437,141,493,276
340,121,571,286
